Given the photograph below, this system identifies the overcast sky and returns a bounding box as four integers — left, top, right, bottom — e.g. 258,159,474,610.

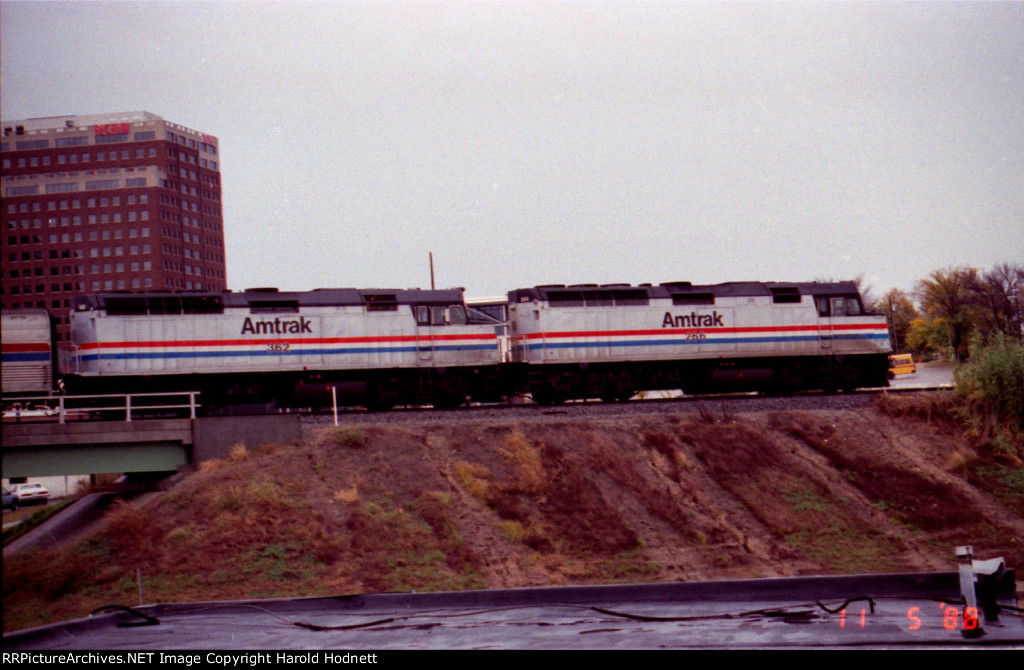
3,1,1022,300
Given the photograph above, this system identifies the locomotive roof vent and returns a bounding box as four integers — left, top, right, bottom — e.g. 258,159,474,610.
244,287,279,293
661,281,693,288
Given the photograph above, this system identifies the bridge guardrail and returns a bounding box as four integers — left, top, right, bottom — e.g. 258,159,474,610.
2,392,200,424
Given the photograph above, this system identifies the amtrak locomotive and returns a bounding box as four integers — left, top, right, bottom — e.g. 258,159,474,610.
507,281,891,403
61,287,504,410
1,279,891,410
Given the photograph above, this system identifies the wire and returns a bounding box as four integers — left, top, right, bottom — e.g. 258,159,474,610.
90,604,160,627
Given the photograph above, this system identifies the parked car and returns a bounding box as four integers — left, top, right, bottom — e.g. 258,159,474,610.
11,482,50,506
2,404,59,421
2,487,17,511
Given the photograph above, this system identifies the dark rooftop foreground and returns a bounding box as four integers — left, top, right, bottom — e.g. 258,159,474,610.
4,571,1023,649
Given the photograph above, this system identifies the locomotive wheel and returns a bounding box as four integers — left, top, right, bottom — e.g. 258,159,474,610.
432,375,469,409
366,379,399,411
838,362,861,392
600,375,635,403
530,385,565,405
776,365,806,394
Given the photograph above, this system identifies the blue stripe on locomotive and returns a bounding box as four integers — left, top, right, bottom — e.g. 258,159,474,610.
1,352,52,363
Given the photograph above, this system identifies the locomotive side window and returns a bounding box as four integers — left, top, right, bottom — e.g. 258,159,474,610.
415,305,430,325
449,305,467,325
816,295,862,317
414,305,455,326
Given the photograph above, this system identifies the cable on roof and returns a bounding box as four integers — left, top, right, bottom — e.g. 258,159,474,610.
815,597,876,615
91,604,160,628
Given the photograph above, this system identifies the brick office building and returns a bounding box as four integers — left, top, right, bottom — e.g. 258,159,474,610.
2,111,227,341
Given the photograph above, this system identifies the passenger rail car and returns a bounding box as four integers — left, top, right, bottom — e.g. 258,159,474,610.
507,281,891,403
65,287,504,410
1,309,56,398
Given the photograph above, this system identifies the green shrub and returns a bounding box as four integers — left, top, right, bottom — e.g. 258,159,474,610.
957,336,1024,428
956,335,1024,460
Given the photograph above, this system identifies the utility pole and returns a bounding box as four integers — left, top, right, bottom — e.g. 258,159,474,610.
888,294,899,353
429,252,435,290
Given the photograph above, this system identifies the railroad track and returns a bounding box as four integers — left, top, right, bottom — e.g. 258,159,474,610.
301,386,954,427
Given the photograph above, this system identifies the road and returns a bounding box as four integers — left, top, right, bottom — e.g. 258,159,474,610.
888,362,954,390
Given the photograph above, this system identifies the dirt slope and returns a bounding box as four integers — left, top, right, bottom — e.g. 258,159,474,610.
3,400,1022,631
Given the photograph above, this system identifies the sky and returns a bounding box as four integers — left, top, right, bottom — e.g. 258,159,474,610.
2,0,1022,301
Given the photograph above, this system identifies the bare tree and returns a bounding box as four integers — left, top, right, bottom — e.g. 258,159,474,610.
971,263,1024,342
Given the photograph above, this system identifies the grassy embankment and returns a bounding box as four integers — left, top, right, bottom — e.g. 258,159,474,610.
3,341,1022,633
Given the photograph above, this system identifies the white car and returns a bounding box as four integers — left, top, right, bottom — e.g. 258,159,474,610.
2,405,59,420
11,483,50,505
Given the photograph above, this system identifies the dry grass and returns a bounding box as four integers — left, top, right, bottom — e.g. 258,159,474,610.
6,408,1023,633
773,412,975,530
499,431,546,493
454,461,491,501
333,487,360,504
199,459,225,473
875,391,962,428
321,425,367,449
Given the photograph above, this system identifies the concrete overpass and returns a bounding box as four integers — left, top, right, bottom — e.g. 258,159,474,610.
2,415,301,478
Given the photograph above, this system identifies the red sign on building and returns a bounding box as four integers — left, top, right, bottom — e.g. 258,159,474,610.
94,123,129,136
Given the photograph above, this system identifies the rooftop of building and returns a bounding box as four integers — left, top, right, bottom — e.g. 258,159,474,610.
2,112,216,144
4,569,1022,650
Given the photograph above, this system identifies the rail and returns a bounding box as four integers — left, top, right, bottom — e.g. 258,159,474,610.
2,391,200,423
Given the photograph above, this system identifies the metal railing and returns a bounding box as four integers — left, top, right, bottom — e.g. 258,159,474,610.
2,391,200,423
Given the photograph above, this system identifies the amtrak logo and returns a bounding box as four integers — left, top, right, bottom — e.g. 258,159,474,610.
241,316,313,335
661,311,724,328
